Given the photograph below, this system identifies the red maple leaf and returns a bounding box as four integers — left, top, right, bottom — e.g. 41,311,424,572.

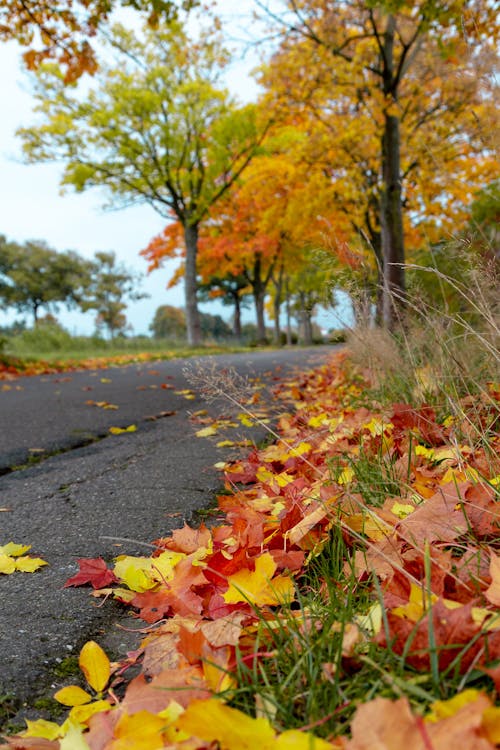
64,557,117,589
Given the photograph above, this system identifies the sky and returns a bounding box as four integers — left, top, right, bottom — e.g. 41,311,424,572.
0,1,351,336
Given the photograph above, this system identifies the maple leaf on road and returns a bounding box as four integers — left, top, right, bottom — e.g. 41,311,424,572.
64,557,117,589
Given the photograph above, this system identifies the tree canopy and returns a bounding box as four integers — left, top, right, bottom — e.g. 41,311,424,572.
0,0,198,81
258,0,499,326
19,18,269,344
80,251,147,338
0,235,89,324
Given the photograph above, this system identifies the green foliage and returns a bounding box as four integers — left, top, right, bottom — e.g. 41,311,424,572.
19,20,261,225
80,251,147,339
199,311,232,340
149,305,232,341
149,305,186,339
0,235,89,324
18,17,267,345
9,319,76,353
469,180,500,261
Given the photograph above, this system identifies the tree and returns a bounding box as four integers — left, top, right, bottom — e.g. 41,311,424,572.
0,235,88,324
198,129,345,344
0,0,198,81
18,19,268,345
199,311,232,340
469,180,500,265
259,0,499,327
150,304,186,339
198,274,251,340
81,251,147,339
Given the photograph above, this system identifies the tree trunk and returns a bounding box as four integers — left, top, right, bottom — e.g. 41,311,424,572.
272,262,284,345
254,288,266,345
183,221,202,346
232,293,242,340
381,15,405,329
381,112,405,328
372,230,384,326
285,278,293,345
251,254,267,345
303,311,313,345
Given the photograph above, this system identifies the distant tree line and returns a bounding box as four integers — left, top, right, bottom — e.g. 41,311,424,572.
0,236,146,339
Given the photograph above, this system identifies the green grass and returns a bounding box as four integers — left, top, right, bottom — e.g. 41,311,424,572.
224,520,494,738
2,331,254,367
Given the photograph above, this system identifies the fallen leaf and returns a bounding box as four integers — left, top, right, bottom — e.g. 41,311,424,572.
223,552,295,606
54,685,92,707
79,640,110,693
64,558,117,589
15,557,48,573
109,425,137,435
485,551,500,607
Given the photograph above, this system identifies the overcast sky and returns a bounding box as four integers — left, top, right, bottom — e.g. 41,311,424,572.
0,2,351,336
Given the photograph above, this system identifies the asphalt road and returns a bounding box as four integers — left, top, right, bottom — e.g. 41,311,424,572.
0,346,333,729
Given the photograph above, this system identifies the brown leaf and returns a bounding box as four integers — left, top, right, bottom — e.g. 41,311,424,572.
485,551,500,607
398,483,469,545
346,696,424,750
201,612,245,647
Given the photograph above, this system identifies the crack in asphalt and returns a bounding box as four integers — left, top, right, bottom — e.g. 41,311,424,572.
0,409,179,477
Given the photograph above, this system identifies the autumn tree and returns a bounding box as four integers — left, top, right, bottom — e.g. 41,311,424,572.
199,127,347,344
18,19,268,345
80,251,147,339
150,304,186,339
258,0,499,327
0,0,198,81
0,235,88,324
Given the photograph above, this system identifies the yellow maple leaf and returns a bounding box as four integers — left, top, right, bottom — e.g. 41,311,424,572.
344,512,390,541
275,729,333,749
307,413,329,428
238,413,256,427
362,418,393,436
68,700,112,726
158,701,191,743
176,700,330,749
391,584,437,621
337,466,354,485
426,689,481,722
0,542,31,556
176,699,275,748
79,640,110,693
22,718,62,740
113,555,156,592
15,556,48,573
223,552,294,606
0,553,16,574
256,466,295,487
196,425,218,437
390,502,415,519
150,550,185,583
111,710,166,749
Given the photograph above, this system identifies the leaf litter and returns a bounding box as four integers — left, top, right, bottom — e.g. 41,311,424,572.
2,350,500,748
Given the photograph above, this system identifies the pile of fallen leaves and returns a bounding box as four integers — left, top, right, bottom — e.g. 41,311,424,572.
0,353,167,380
3,350,500,749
